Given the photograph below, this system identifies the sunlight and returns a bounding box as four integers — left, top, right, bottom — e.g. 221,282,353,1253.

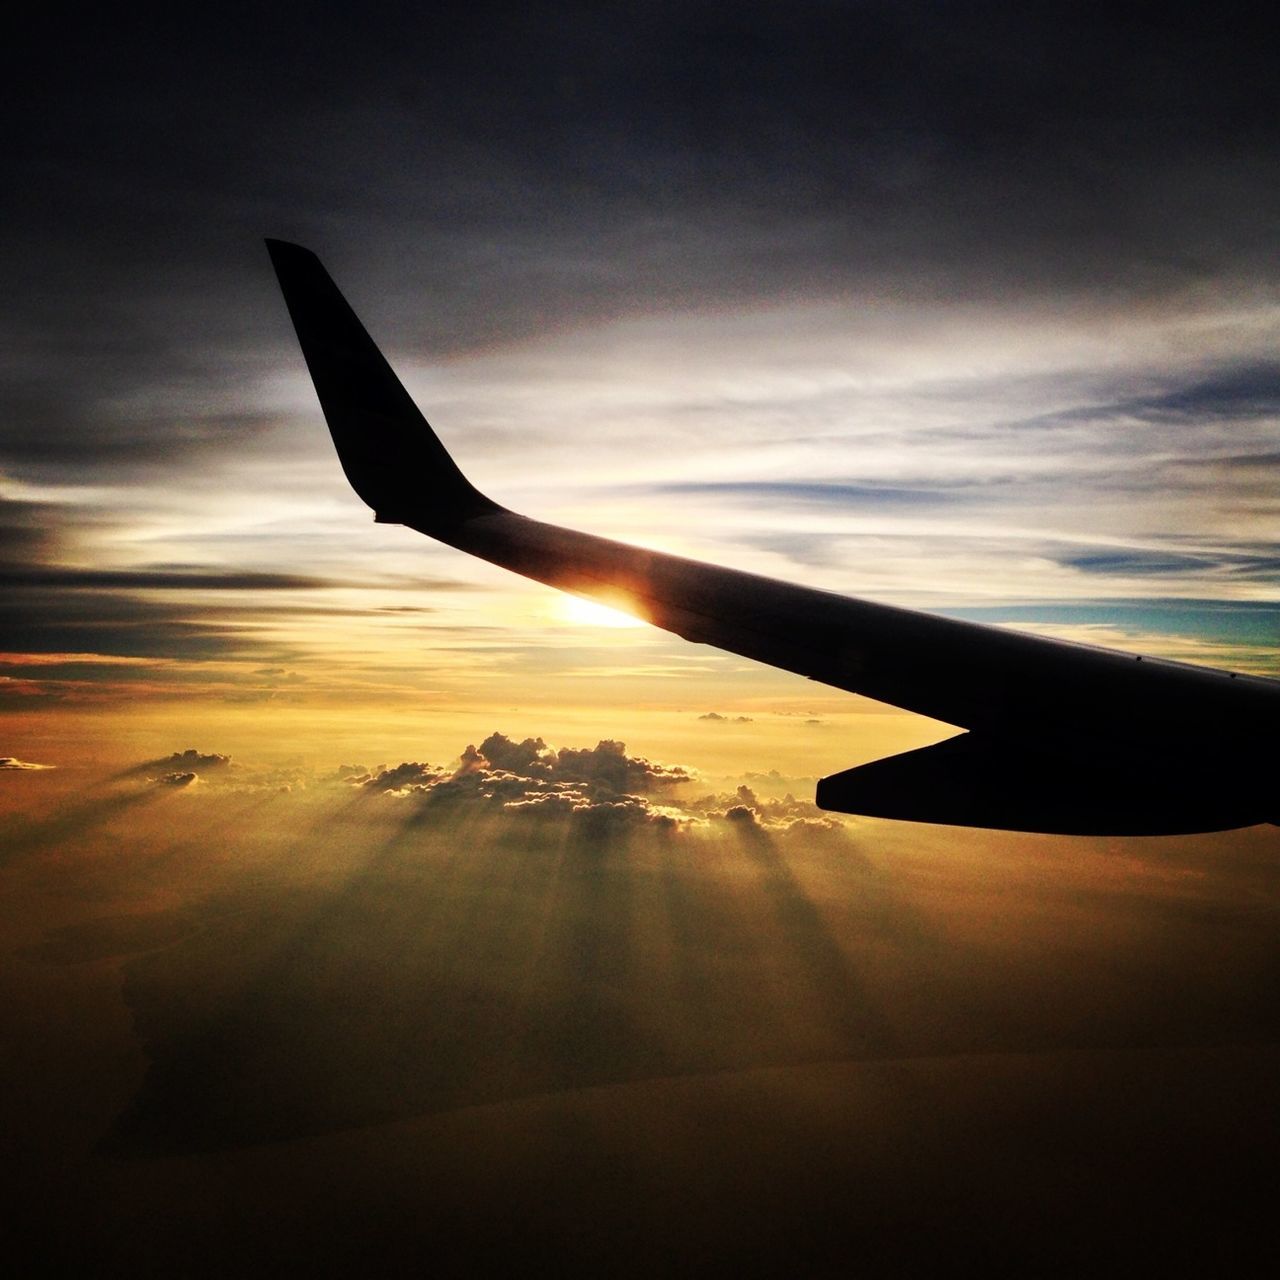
556,593,647,628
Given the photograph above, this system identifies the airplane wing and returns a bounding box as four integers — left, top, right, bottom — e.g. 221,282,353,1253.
266,239,1278,835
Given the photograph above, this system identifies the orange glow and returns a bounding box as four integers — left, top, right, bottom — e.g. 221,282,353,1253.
556,592,647,628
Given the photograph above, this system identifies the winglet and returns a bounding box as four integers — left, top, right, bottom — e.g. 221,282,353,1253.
265,239,498,530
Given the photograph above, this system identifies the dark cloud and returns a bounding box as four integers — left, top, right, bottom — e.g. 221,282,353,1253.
6,2,1280,487
0,495,312,673
0,493,488,691
1062,551,1214,577
113,748,310,795
120,750,232,782
1049,538,1280,588
151,771,199,788
0,497,65,569
698,711,753,722
663,483,952,508
156,750,231,772
1126,363,1280,424
347,761,443,793
0,587,297,663
997,363,1280,440
0,568,336,591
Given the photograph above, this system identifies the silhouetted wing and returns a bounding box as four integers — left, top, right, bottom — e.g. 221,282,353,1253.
267,240,1280,834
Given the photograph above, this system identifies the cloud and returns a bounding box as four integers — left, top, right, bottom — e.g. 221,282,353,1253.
692,783,844,836
698,712,753,722
151,771,199,788
1056,548,1280,584
339,736,840,837
346,761,443,794
331,731,846,835
117,749,233,783
501,789,684,833
0,756,55,770
659,482,950,508
0,568,336,591
117,748,312,795
150,749,231,772
362,733,695,826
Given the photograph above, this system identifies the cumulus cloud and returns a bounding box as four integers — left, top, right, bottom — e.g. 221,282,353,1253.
343,761,443,794
502,789,684,833
337,732,840,837
123,749,232,779
158,749,231,771
690,784,844,836
152,771,199,788
124,748,305,793
0,756,55,770
345,733,696,829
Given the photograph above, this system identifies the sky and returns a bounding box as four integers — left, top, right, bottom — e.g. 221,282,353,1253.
4,1,1279,742
3,4,1280,1272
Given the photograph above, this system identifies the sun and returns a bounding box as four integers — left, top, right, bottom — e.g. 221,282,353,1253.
557,593,647,628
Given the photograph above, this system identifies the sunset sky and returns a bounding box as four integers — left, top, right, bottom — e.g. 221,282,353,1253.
5,3,1279,756
4,5,1279,1272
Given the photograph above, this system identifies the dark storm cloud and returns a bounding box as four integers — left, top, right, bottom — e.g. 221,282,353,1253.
6,2,1280,482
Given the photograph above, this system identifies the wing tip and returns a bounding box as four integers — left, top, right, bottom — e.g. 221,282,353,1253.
266,237,500,532
264,237,316,259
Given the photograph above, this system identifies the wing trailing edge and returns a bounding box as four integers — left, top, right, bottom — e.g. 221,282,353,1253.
266,240,1280,835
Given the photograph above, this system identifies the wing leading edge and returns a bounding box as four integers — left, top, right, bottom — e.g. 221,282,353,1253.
266,240,1279,834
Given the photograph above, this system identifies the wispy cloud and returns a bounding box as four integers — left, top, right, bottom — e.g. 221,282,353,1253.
0,756,55,770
